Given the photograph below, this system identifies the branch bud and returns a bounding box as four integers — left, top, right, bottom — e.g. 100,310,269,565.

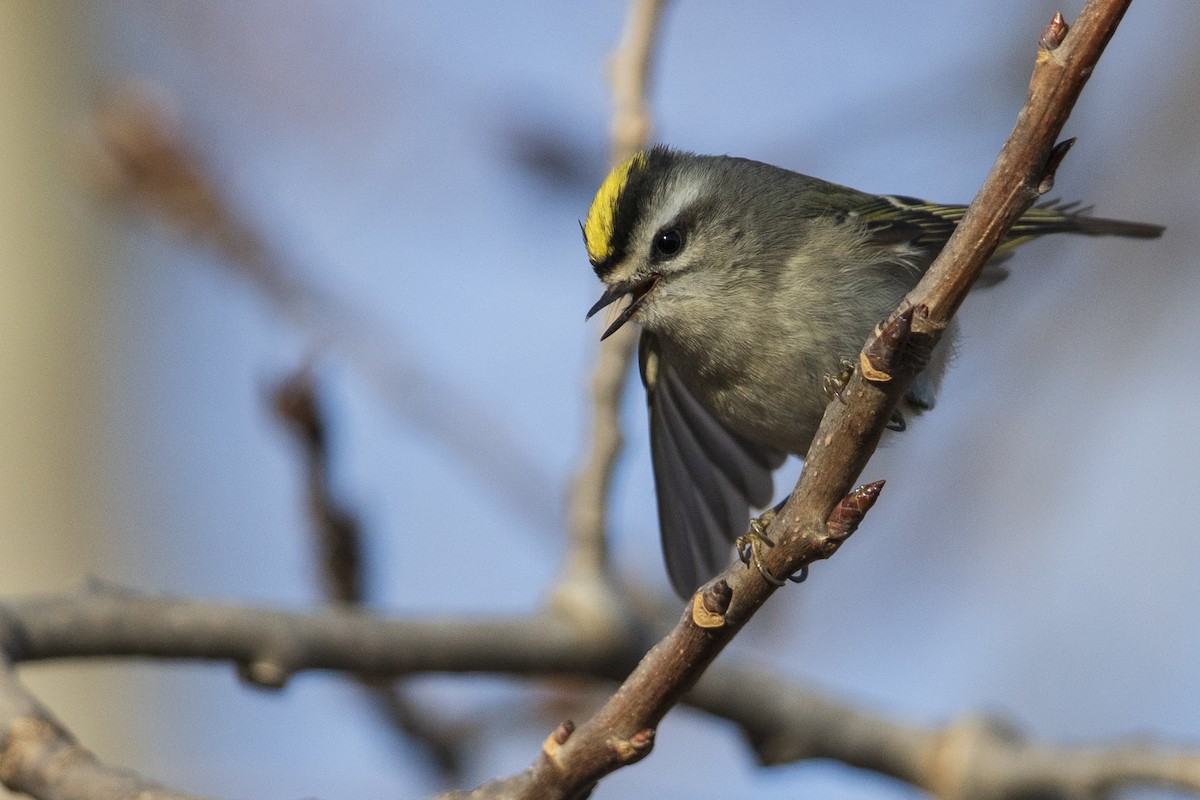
1039,12,1069,51
692,579,732,628
612,728,656,763
1038,137,1076,195
543,720,575,758
860,306,915,382
826,480,885,540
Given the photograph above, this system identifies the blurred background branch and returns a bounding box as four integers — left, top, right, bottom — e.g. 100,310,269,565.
2,591,1198,800
83,87,562,533
0,650,205,800
0,0,1195,798
272,367,468,778
557,0,671,614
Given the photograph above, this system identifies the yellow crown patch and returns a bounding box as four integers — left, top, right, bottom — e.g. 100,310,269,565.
584,151,646,264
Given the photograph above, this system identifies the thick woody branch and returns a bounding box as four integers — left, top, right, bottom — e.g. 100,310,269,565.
919,5,1126,319
0,595,628,682
1,593,1196,800
0,590,622,800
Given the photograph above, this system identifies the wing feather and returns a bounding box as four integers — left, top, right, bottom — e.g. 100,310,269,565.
640,332,784,597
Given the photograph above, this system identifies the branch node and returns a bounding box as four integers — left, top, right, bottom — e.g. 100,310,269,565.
237,658,292,690
543,720,576,759
611,728,656,764
927,715,1028,799
0,718,68,785
1038,137,1077,195
272,368,321,445
691,580,731,628
826,480,886,541
860,306,916,383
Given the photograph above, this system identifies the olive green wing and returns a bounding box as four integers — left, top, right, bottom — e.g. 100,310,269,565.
639,332,786,599
850,195,1163,253
839,192,1160,413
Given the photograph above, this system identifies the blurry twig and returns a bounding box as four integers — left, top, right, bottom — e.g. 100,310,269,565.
272,368,467,778
606,0,666,160
688,662,1200,800
556,0,671,611
0,653,204,800
83,86,560,533
272,369,362,604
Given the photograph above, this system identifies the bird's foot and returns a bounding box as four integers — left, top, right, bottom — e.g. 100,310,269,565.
823,358,856,404
736,507,808,587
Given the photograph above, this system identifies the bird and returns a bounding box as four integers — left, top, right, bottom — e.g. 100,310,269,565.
582,145,1164,598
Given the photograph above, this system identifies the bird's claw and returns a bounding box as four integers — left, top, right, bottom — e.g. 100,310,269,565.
736,510,808,587
823,358,856,404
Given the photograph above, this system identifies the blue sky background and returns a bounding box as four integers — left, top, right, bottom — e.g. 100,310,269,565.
8,2,1198,798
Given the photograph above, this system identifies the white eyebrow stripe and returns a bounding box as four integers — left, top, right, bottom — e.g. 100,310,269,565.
643,171,706,236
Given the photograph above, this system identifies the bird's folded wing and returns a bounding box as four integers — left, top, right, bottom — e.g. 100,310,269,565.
639,332,785,598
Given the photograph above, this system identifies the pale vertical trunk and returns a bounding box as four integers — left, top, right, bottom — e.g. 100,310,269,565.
0,2,127,790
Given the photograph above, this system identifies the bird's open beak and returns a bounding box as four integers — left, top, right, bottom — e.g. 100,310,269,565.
585,277,660,340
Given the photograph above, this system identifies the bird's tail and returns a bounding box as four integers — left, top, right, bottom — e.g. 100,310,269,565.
1001,201,1164,252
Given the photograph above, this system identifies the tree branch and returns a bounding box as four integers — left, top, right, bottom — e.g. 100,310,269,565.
6,3,1164,800
557,0,671,610
0,652,208,800
0,594,629,682
450,1,1139,797
756,0,1133,598
85,86,561,535
273,369,364,606
1,592,1196,800
690,663,1200,800
273,368,470,777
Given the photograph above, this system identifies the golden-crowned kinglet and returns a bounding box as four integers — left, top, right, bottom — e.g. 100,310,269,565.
583,146,1163,598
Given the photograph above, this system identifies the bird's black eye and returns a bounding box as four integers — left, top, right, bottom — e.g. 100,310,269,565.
652,228,684,259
